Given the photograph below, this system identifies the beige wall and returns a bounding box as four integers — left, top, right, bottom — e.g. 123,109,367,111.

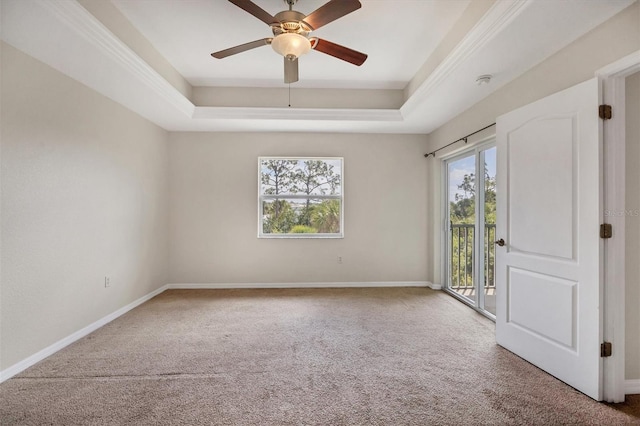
626,71,640,380
0,43,170,370
168,132,428,284
192,87,404,109
424,3,639,380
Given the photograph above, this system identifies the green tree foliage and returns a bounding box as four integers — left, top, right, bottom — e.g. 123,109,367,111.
292,160,340,227
260,159,342,234
261,159,298,227
449,163,496,288
311,200,341,233
449,165,496,225
484,168,496,224
263,200,296,234
261,159,298,195
290,225,317,233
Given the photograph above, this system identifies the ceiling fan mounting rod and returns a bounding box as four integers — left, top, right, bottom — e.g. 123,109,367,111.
283,0,298,10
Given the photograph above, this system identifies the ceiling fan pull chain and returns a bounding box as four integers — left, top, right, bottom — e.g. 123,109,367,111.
288,83,291,108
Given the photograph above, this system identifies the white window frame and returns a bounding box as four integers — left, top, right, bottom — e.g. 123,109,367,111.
258,157,344,239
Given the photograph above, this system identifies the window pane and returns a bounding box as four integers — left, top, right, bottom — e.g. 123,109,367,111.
447,154,476,295
260,159,342,196
260,159,298,195
262,198,341,235
448,155,476,225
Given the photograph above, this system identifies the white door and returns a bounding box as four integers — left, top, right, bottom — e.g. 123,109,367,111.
495,78,603,400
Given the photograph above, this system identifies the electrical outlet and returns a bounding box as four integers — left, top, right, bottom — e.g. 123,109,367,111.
104,276,110,288
337,256,343,264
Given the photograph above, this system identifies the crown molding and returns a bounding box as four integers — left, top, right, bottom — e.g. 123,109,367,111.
4,0,627,133
401,0,532,117
193,107,403,122
1,0,404,128
37,0,195,118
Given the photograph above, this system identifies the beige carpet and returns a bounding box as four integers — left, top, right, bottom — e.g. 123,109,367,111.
1,288,638,425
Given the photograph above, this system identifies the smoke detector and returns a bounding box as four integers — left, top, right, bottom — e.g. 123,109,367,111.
476,75,492,86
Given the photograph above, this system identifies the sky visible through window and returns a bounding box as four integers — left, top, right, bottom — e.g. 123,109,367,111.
260,158,342,195
448,147,496,201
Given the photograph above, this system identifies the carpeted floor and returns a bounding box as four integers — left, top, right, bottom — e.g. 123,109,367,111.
1,288,638,425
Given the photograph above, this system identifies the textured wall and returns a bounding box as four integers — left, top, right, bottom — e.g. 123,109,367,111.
0,43,170,370
168,132,428,285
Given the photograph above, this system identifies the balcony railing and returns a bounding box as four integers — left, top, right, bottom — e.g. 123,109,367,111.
450,223,496,290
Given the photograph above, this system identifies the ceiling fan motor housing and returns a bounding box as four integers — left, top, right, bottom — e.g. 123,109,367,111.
270,10,313,59
271,11,312,36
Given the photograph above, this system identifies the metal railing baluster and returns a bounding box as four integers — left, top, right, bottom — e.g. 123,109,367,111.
450,224,496,291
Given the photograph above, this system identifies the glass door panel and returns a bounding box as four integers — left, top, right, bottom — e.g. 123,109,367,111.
445,144,496,318
481,147,497,316
446,154,476,304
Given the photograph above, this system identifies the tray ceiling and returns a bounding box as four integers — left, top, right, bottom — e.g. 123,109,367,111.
1,0,636,133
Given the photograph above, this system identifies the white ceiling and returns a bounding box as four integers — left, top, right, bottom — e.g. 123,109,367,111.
1,0,636,134
110,0,470,89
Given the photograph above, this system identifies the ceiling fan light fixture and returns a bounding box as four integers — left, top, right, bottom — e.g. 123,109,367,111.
271,32,311,59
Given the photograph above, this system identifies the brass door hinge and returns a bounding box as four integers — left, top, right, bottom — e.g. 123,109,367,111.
601,342,612,357
600,223,612,239
599,104,612,120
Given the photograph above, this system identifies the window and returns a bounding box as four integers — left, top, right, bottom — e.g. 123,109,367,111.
258,157,343,238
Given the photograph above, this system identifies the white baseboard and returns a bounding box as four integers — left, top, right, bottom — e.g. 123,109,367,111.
626,379,640,395
168,281,431,290
0,284,169,384
0,281,438,384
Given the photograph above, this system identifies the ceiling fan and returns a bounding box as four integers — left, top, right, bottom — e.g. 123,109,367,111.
211,0,368,84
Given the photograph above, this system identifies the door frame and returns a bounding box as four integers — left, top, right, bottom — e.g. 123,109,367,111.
432,51,639,402
440,138,496,320
596,50,640,402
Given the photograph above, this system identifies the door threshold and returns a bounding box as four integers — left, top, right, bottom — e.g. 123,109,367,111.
443,288,496,322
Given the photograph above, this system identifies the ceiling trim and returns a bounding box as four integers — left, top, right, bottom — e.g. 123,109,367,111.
193,107,403,122
400,0,532,117
24,0,405,126
5,0,629,133
39,0,195,117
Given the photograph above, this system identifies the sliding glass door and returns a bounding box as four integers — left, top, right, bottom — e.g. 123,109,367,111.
444,144,496,317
